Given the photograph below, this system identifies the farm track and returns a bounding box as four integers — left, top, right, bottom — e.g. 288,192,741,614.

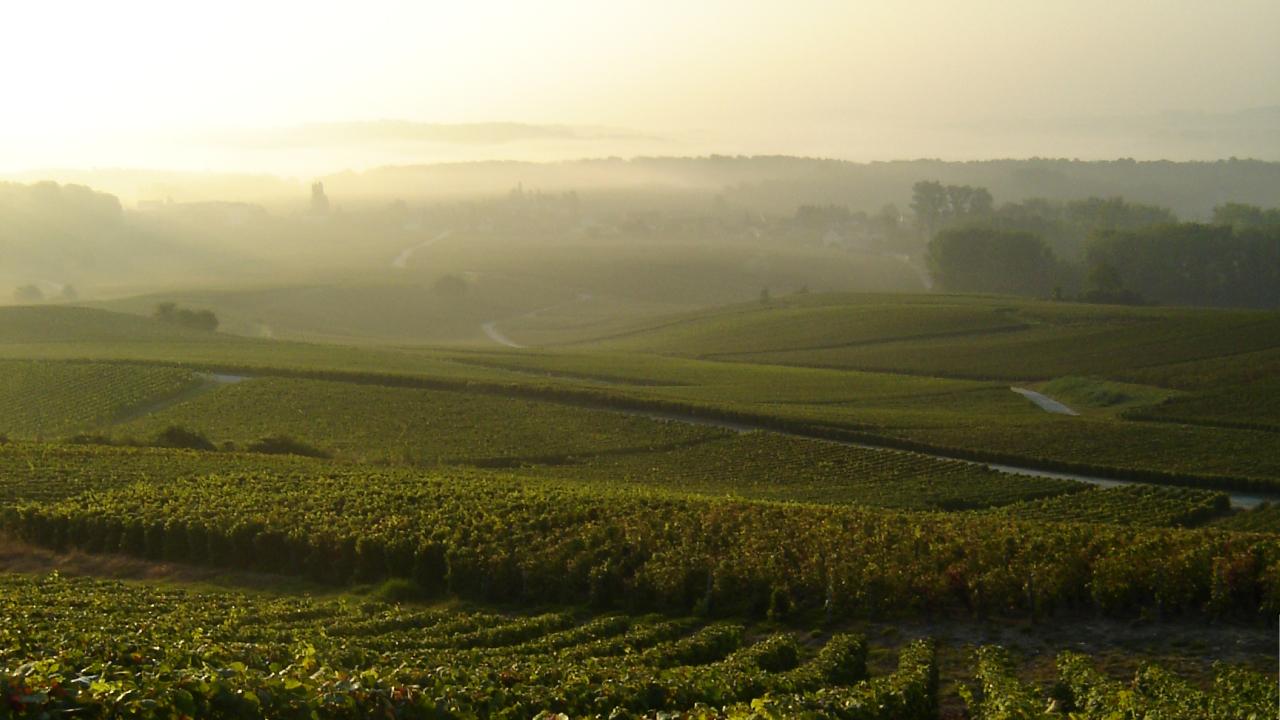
107,372,247,426
1010,387,1079,415
699,322,1030,359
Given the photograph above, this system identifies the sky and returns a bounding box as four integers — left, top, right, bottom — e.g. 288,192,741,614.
1,0,1278,173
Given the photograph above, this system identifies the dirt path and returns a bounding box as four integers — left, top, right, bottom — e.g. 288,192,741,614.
109,372,248,425
391,229,453,269
1010,386,1079,415
480,292,594,349
886,252,934,290
481,321,525,348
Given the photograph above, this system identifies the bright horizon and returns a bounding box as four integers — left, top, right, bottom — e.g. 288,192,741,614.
2,0,1278,174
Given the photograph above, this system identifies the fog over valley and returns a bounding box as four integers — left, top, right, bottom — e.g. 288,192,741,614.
2,3,1280,717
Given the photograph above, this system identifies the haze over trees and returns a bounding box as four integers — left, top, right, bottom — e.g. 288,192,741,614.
153,302,219,332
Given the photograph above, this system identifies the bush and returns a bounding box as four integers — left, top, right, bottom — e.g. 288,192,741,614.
153,302,219,332
245,435,330,458
153,426,216,451
373,578,423,603
65,433,118,446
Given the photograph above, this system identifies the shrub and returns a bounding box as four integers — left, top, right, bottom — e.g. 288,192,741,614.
245,435,330,458
373,578,423,603
65,433,116,446
153,426,216,451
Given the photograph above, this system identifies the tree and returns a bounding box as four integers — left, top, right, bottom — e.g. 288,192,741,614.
13,285,43,303
1086,223,1280,308
153,302,220,332
912,181,995,239
910,181,949,238
928,227,1059,297
1212,202,1280,231
153,302,178,322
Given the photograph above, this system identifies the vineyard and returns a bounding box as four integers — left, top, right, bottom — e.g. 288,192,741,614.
990,485,1232,527
888,416,1280,490
2,571,1272,719
115,376,727,466
0,360,198,438
1,297,1278,718
962,645,1275,719
1126,376,1280,432
587,299,1028,356
1212,503,1280,534
9,463,1280,621
532,433,1086,510
0,572,937,719
0,441,323,507
660,302,1280,381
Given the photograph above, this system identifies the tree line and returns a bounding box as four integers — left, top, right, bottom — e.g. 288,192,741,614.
919,180,1280,308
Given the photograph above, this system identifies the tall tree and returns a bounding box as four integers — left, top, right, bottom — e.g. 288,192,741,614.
928,227,1059,297
910,181,949,238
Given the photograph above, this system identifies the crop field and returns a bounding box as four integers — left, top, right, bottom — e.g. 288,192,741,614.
582,295,1280,381
4,571,1273,719
11,462,1280,621
116,376,727,465
7,305,1276,494
0,360,199,438
1126,377,1280,431
0,441,324,507
0,571,939,719
529,432,1086,510
1211,503,1280,534
963,645,1275,719
585,301,1028,356
990,485,1231,527
887,416,1280,490
2,296,1279,718
1120,345,1280,391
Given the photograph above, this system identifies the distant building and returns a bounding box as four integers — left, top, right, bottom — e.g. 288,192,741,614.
310,182,330,215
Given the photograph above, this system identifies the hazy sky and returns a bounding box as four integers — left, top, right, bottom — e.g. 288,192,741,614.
2,0,1277,173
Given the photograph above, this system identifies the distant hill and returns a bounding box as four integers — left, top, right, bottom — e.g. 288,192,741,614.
8,156,1279,219
322,156,1280,219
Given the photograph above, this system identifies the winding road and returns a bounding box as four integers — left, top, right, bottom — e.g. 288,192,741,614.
391,230,453,269
481,321,524,349
480,292,594,350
